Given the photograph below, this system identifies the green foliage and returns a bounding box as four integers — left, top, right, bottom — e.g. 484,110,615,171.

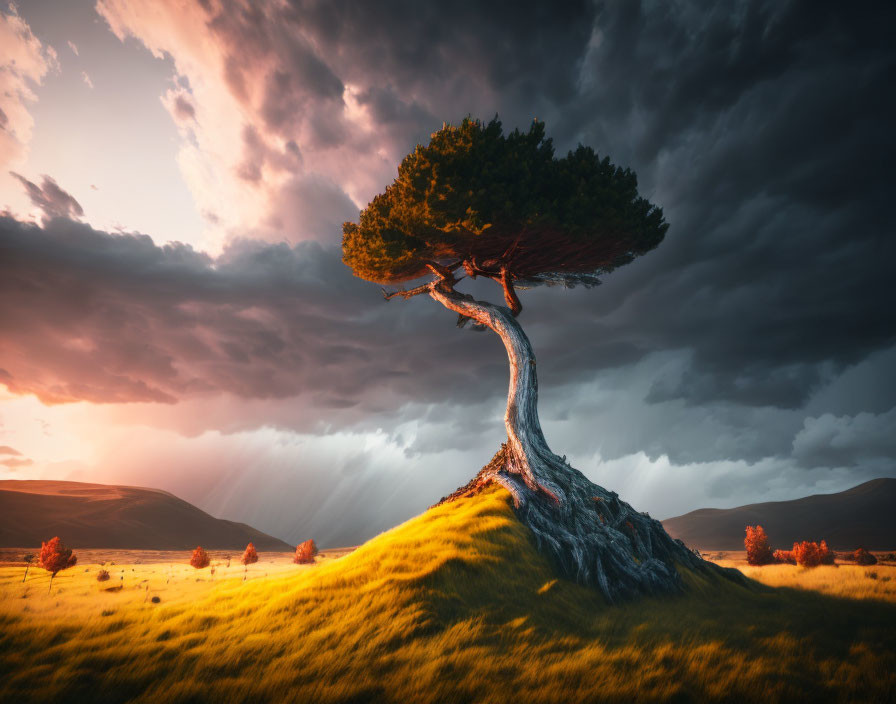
343,117,668,284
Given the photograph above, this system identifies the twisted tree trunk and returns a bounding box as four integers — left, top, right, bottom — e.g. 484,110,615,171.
429,281,733,602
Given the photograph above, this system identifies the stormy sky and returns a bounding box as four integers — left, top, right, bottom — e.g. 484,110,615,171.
1,0,894,547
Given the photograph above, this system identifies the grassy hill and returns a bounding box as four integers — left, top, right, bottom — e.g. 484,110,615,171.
0,480,292,550
1,485,895,703
662,478,896,550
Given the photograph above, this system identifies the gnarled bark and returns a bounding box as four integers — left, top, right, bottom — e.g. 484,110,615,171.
428,280,738,602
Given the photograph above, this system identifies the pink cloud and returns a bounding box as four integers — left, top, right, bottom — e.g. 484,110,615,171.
93,0,491,247
0,7,58,212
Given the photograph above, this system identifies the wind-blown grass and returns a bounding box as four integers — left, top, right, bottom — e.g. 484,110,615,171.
1,485,894,703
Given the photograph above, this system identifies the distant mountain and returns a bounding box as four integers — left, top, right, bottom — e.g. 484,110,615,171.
662,478,896,551
0,480,292,550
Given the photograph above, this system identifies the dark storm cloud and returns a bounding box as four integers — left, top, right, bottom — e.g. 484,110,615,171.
431,0,894,424
205,1,347,141
206,0,894,414
10,173,84,224
792,409,896,469
296,0,595,101
191,0,597,165
543,0,896,409
0,215,507,413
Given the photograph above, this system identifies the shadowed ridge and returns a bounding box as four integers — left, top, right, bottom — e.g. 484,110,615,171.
662,477,896,551
0,479,292,550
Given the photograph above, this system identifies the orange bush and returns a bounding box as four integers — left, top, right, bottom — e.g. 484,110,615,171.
792,540,836,567
240,542,258,566
794,541,821,567
744,525,774,566
854,548,878,565
774,549,796,565
38,537,77,594
190,546,210,569
773,540,834,567
294,539,319,564
39,537,77,576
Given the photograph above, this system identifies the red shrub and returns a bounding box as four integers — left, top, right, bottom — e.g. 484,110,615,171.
819,540,835,565
793,541,827,567
190,546,210,569
39,537,77,594
854,548,878,565
240,543,258,566
774,549,796,565
744,525,774,566
293,539,319,564
39,537,77,576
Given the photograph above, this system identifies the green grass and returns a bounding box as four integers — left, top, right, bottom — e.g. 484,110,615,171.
1,485,895,703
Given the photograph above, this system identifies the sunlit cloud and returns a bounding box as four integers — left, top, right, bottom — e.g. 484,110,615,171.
0,6,58,217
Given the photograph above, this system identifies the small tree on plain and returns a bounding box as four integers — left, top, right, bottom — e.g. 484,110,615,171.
190,546,210,569
744,525,774,566
294,539,318,565
792,541,834,568
96,569,111,582
38,537,77,594
21,553,35,583
240,542,258,580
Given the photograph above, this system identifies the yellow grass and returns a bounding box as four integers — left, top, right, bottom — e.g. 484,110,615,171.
1,485,895,703
719,559,896,602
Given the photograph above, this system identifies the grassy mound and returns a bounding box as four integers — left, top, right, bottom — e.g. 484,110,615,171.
1,485,895,703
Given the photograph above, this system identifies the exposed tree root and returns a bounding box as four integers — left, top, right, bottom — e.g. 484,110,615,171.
436,444,747,603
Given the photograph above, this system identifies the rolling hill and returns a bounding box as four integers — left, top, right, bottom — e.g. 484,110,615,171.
0,480,292,550
1,483,895,703
662,478,896,550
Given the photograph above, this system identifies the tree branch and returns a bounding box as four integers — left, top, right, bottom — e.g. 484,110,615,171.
463,257,500,280
500,266,522,316
382,283,432,301
424,260,464,282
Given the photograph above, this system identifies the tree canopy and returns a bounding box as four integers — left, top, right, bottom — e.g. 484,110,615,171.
342,117,668,294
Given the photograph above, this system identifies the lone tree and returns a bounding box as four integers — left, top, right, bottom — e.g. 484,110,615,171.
240,542,258,580
190,546,210,570
294,539,318,565
744,525,774,566
343,117,724,601
38,537,77,595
